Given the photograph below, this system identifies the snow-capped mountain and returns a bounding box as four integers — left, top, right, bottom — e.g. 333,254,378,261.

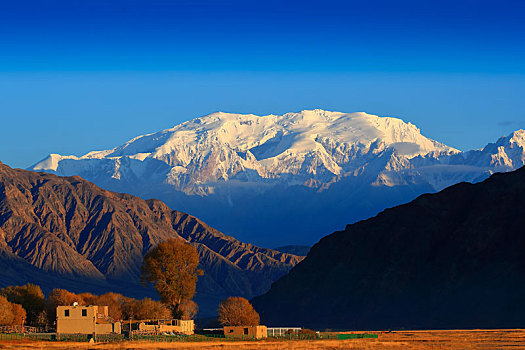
32,110,456,192
408,129,525,191
29,110,525,246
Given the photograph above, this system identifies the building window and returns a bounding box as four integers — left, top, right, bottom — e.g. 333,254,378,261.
64,310,69,317
82,309,87,317
244,328,249,335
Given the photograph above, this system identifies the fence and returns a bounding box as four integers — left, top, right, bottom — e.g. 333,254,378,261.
266,333,378,341
0,332,378,343
0,326,44,334
337,333,379,340
132,334,225,342
267,327,301,337
0,333,25,341
0,333,126,342
129,333,378,342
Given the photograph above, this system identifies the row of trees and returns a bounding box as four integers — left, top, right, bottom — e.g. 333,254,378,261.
0,284,261,328
0,284,178,327
0,239,202,328
0,239,261,328
46,289,178,322
0,283,42,326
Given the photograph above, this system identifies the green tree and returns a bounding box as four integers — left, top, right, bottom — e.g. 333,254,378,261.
141,239,202,318
218,297,260,326
0,284,45,326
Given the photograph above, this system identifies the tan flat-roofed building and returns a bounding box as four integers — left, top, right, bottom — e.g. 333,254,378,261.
127,319,194,335
56,305,121,335
224,325,267,339
122,319,195,335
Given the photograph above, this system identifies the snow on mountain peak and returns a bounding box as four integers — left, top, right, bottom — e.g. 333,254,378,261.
504,129,525,147
31,154,79,171
30,110,459,193
158,109,454,156
488,129,525,169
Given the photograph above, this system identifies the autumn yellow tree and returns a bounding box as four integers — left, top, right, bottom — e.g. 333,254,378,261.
0,295,26,326
95,293,130,320
45,289,84,324
0,284,45,326
218,297,260,326
179,300,198,320
122,297,171,320
77,292,97,306
141,239,202,318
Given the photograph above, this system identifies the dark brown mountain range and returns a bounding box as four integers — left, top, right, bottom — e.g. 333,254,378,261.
0,162,302,316
253,166,525,329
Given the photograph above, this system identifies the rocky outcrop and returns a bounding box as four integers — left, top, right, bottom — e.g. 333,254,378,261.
253,166,525,329
0,162,302,316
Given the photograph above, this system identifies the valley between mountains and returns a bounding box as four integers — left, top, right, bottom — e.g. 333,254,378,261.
0,162,301,316
3,109,525,326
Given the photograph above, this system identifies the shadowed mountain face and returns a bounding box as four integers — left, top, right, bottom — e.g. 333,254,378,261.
252,166,525,330
0,162,302,316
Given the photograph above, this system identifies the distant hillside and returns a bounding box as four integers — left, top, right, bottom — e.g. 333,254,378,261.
274,245,310,257
0,162,302,316
253,166,525,329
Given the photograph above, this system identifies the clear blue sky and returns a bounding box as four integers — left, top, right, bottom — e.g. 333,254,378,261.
1,0,524,168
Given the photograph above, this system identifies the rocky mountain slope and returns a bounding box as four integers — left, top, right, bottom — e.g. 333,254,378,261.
29,110,525,245
0,162,301,316
252,166,525,329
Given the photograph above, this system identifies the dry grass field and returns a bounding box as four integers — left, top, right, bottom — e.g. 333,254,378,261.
1,329,525,349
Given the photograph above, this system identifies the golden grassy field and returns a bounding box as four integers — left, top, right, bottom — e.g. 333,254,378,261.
1,329,524,349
